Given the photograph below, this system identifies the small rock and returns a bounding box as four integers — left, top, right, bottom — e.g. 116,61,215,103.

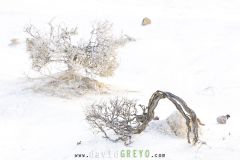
217,114,230,124
153,116,159,120
142,17,151,26
9,38,20,46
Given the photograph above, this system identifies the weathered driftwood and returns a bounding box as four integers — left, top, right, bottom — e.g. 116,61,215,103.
86,90,200,145
135,90,199,144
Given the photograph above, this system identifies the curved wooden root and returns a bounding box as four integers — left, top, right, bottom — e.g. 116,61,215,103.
136,90,200,144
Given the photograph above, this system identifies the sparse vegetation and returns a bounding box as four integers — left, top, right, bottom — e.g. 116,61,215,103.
25,21,133,96
86,98,140,145
86,90,202,145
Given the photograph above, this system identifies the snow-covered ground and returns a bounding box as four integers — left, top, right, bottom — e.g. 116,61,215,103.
1,0,240,159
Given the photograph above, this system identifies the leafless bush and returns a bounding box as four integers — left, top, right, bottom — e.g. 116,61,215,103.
25,21,132,95
25,21,121,76
86,98,148,145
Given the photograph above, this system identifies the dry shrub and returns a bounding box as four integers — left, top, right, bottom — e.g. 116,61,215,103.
85,98,141,145
25,20,133,96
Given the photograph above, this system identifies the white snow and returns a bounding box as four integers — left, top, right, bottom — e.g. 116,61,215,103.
1,0,240,159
